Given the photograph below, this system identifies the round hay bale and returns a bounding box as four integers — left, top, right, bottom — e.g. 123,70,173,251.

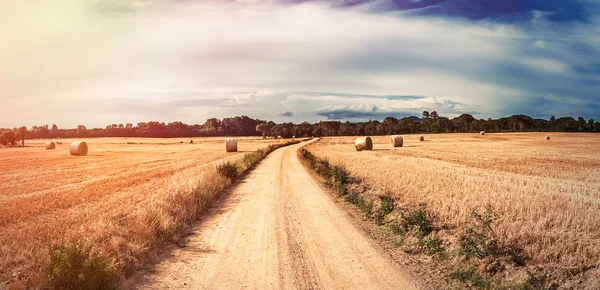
354,136,373,151
45,142,56,150
70,141,88,156
189,140,194,144
546,136,550,140
226,138,238,152
480,131,486,135
419,135,424,141
390,135,403,147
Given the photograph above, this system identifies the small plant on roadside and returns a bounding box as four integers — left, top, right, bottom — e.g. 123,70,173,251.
316,158,332,179
418,233,444,255
374,195,395,225
400,206,434,238
216,161,239,181
45,239,119,290
459,205,501,259
331,163,349,185
447,267,492,289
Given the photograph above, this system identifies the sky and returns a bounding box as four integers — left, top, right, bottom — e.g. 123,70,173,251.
1,0,599,128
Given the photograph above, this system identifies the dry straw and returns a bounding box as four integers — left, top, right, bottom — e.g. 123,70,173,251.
70,141,88,156
419,135,425,141
45,142,56,150
226,138,238,152
355,136,373,151
390,135,403,147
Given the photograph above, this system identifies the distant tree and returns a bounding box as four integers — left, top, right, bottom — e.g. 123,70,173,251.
77,125,87,137
256,123,269,138
381,117,398,135
578,117,586,131
588,119,595,132
430,111,439,119
51,124,59,138
0,130,17,147
422,111,430,119
15,126,27,146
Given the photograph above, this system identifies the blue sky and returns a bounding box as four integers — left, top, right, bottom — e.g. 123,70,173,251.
1,0,599,127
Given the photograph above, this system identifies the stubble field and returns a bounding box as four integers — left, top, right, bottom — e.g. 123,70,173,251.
306,133,600,280
0,137,283,289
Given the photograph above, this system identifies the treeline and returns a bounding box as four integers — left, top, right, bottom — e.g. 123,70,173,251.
1,112,598,147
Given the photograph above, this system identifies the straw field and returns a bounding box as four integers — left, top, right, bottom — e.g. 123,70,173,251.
0,137,283,289
306,133,600,278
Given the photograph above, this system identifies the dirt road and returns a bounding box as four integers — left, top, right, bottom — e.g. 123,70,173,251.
131,141,418,290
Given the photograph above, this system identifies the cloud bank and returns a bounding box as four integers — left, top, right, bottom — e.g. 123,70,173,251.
1,0,599,127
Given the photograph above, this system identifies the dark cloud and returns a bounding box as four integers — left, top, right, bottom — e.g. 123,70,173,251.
280,111,294,117
314,104,414,120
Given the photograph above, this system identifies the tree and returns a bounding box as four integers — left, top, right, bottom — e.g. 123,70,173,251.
578,117,586,132
430,111,439,119
77,125,87,137
422,111,430,119
0,130,17,147
382,117,398,135
15,126,27,146
256,123,268,138
51,124,59,138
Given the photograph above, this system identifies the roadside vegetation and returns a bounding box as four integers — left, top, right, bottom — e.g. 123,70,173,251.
301,146,547,289
0,138,302,289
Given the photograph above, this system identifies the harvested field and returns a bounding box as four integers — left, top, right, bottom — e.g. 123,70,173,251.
307,133,600,282
0,137,285,289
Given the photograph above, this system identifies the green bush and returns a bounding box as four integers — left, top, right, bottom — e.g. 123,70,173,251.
459,205,501,259
400,206,434,238
374,195,395,224
331,163,349,185
216,161,239,180
418,233,444,255
447,268,492,289
45,239,118,290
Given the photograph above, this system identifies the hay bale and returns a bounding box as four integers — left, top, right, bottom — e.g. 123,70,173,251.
354,136,373,151
189,140,194,144
480,131,486,135
45,142,56,150
546,136,550,140
390,135,403,147
419,135,424,141
70,141,88,156
226,138,238,152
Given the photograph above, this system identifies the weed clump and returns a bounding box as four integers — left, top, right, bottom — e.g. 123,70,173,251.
216,161,239,181
400,206,434,238
374,195,395,225
45,239,118,290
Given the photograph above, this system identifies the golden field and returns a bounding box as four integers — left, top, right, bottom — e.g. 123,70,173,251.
306,133,600,276
0,137,283,289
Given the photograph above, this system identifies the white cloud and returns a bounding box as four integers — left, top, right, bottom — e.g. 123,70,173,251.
0,0,599,127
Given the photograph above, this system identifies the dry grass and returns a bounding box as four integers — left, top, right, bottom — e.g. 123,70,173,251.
0,137,286,289
308,133,600,274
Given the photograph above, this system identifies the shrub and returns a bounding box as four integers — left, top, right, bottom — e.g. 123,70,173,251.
216,161,239,181
374,195,395,225
447,267,492,289
331,163,349,185
400,206,434,238
459,206,501,259
316,158,331,179
45,239,118,290
418,233,444,255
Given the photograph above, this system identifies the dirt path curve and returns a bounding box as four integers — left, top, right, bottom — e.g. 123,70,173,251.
130,141,418,290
